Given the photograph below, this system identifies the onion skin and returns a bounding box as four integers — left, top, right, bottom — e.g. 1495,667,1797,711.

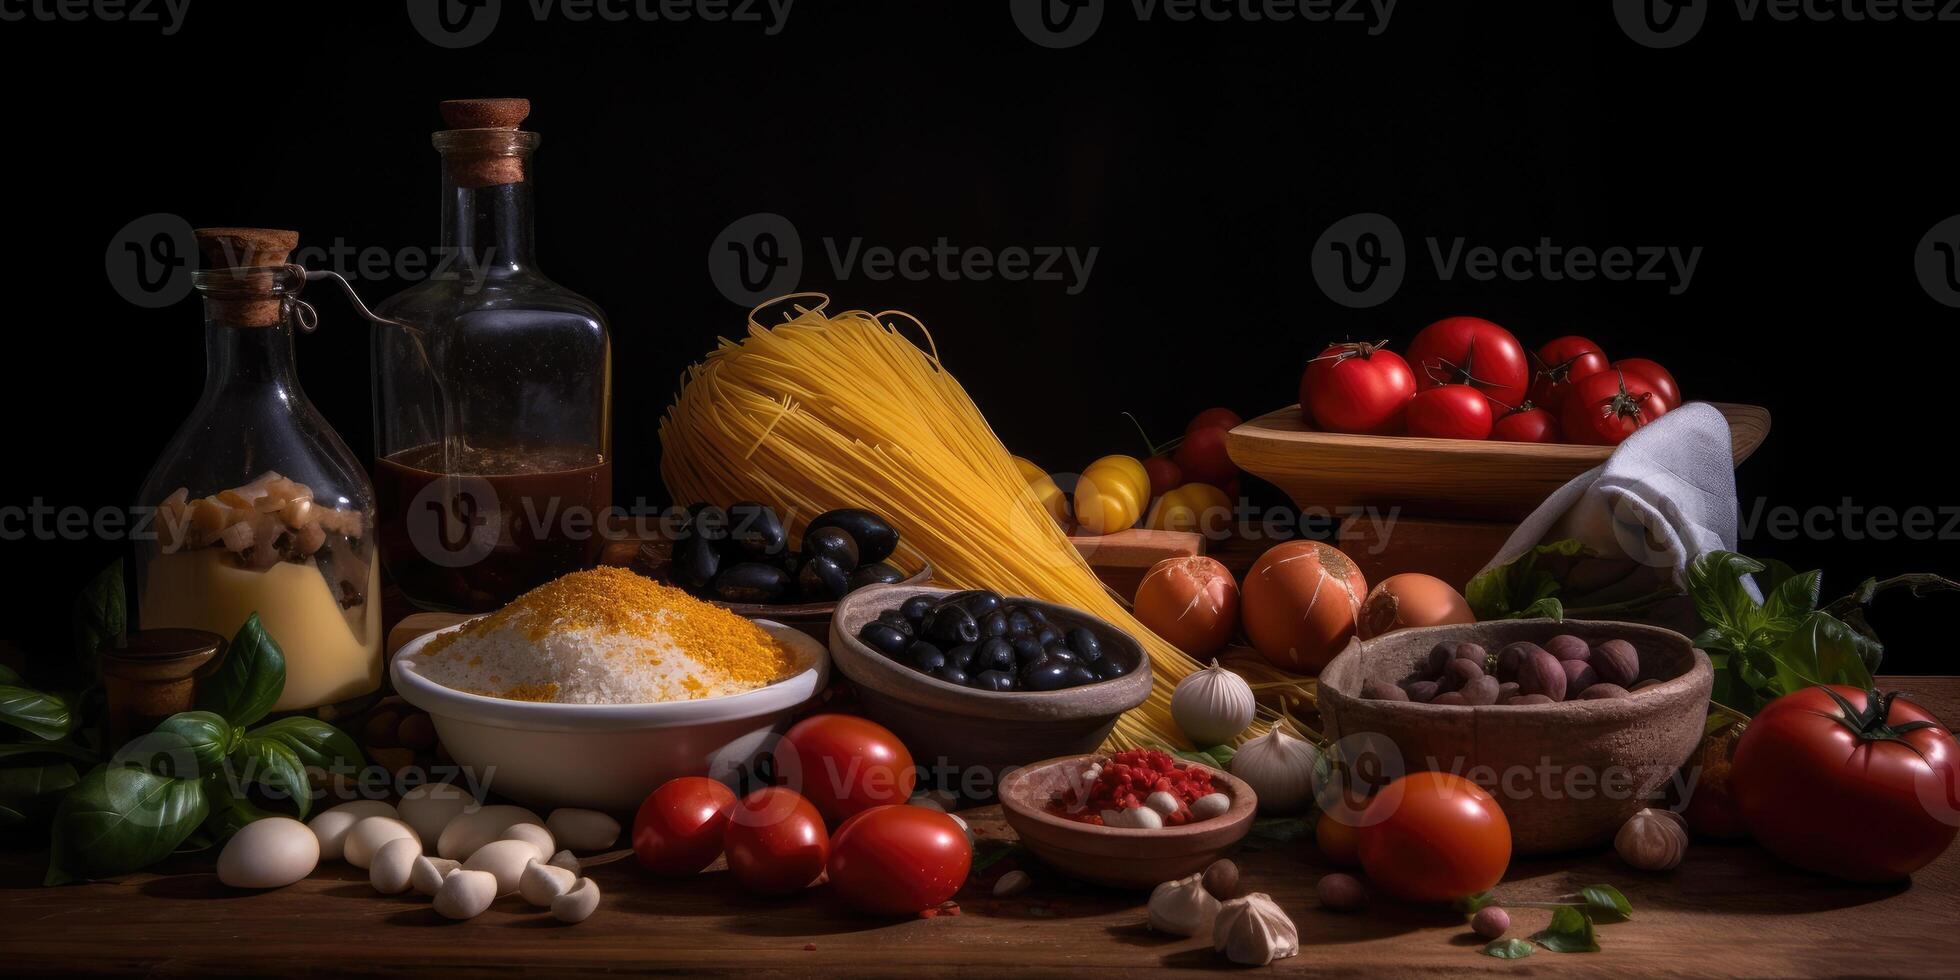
1357,573,1473,640
1136,557,1241,657
1242,542,1367,675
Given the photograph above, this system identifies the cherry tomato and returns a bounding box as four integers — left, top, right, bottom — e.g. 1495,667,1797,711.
1314,799,1365,867
1528,336,1609,412
724,787,831,894
633,776,737,876
1301,341,1416,435
1185,407,1243,435
1405,384,1493,440
1560,369,1672,445
1406,316,1531,408
826,805,973,915
1613,357,1681,406
777,714,917,826
1356,771,1511,903
1146,482,1233,537
1172,425,1238,490
1490,405,1560,443
1731,686,1959,882
1142,456,1183,498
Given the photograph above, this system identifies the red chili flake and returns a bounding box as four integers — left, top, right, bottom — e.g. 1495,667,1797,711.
1048,749,1217,825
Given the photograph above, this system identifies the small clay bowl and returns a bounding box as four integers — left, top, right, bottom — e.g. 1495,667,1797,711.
999,754,1257,889
1318,619,1713,855
636,539,932,642
829,586,1152,792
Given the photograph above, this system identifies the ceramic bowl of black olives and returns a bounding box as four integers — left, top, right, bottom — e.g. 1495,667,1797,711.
830,585,1154,786
636,503,932,641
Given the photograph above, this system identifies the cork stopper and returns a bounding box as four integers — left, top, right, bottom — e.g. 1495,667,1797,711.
194,227,299,328
438,98,533,189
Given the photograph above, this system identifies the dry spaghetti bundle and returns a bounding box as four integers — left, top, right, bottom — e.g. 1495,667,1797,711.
659,297,1312,749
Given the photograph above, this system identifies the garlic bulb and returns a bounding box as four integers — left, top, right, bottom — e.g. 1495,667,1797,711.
1172,661,1257,745
1228,726,1320,814
1213,892,1299,965
1616,807,1688,871
1148,873,1221,937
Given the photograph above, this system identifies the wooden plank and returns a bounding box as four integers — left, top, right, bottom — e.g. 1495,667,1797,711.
1334,513,1517,591
4,678,1951,977
1068,528,1204,601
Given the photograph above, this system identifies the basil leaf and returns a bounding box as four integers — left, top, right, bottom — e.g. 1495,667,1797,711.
1455,890,1497,914
0,761,81,827
196,614,286,728
0,739,99,763
1518,596,1565,621
45,765,208,885
227,736,312,818
1467,540,1587,621
72,560,126,675
1687,551,1764,636
0,685,77,741
1482,938,1535,959
250,716,364,774
115,712,232,778
1770,612,1876,693
1530,906,1600,953
1580,884,1633,923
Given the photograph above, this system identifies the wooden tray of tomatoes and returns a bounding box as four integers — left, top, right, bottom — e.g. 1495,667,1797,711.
1226,318,1770,522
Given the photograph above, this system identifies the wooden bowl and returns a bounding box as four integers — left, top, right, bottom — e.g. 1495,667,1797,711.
828,586,1152,792
635,540,932,642
999,754,1257,889
1225,402,1770,521
1317,619,1713,855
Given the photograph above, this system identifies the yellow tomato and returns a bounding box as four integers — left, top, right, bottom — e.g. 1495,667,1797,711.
1012,456,1070,525
1075,455,1150,536
1147,482,1232,537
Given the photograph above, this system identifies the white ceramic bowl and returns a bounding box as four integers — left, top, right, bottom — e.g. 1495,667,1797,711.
392,620,828,811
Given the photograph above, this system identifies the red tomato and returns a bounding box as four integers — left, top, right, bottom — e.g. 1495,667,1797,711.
1300,341,1416,435
826,805,973,915
724,787,831,894
1529,336,1609,412
1490,405,1559,443
1405,384,1493,440
633,776,737,876
1172,424,1238,489
1185,407,1243,435
1357,772,1512,903
777,714,917,826
1731,686,1960,882
1613,357,1681,406
1406,316,1531,408
1143,456,1183,498
1560,369,1672,445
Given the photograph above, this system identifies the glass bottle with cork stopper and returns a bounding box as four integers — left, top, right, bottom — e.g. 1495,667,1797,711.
134,228,383,713
372,98,614,612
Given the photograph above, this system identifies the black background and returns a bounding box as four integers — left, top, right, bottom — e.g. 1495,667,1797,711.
3,1,1954,674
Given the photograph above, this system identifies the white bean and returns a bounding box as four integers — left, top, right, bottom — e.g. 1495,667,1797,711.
410,855,457,896
433,869,497,920
306,801,397,861
500,823,556,863
548,850,580,874
398,783,475,845
462,838,537,895
519,858,577,907
545,808,620,852
551,877,601,924
437,805,542,861
344,817,419,870
370,836,420,895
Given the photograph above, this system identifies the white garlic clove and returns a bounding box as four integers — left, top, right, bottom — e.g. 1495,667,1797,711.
1213,892,1299,965
307,801,398,862
519,858,578,907
436,805,543,861
546,808,621,852
1100,808,1131,828
1615,807,1689,871
500,823,556,863
369,836,421,895
1130,806,1165,830
463,839,540,895
1171,660,1259,746
993,870,1032,897
1148,873,1222,937
1144,791,1181,816
548,849,581,874
410,855,456,896
552,877,602,923
434,869,497,920
343,817,420,870
1227,726,1321,815
1190,793,1231,821
398,783,475,845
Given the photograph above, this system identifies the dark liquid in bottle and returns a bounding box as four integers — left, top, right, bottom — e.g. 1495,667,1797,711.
375,443,612,611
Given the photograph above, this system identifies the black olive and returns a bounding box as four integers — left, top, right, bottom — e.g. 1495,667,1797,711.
900,595,935,625
974,637,1015,673
670,532,721,590
876,609,915,637
1064,664,1098,687
1022,659,1075,692
979,610,1010,639
945,590,1005,618
686,503,730,543
802,527,860,572
796,556,851,602
906,642,947,674
1092,656,1131,680
1034,626,1062,648
777,553,802,580
923,604,980,647
858,622,911,659
846,562,906,593
808,508,899,564
1042,643,1078,664
974,669,1017,692
726,501,787,559
1065,627,1104,663
1011,637,1046,666
1013,604,1050,626
932,664,970,686
713,562,789,603
947,643,978,671
1005,609,1036,637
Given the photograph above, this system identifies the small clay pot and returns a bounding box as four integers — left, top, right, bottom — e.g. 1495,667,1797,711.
99,629,224,746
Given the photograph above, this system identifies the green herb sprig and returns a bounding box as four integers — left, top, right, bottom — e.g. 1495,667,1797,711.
1462,884,1633,959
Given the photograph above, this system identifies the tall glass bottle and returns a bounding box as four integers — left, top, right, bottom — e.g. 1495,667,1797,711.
136,228,382,712
372,99,613,612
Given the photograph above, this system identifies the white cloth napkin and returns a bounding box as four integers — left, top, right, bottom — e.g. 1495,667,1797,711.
1477,402,1752,609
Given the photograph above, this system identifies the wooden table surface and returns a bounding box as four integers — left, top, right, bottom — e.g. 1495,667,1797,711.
5,677,1957,978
